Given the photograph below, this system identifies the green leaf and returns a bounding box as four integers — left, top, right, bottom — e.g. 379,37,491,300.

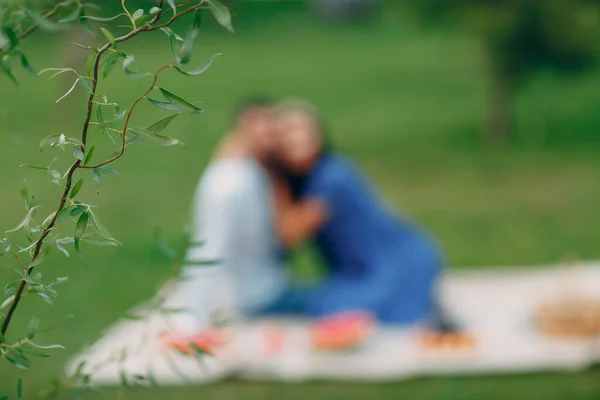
104,110,127,127
147,98,184,112
159,88,203,114
48,276,68,288
159,27,183,42
0,237,10,254
6,206,42,233
82,238,119,247
39,134,82,150
78,78,93,96
193,8,203,29
41,211,57,227
27,316,39,339
74,211,89,253
168,29,180,61
2,27,18,48
79,8,96,37
1,58,17,85
177,10,203,65
84,145,95,165
132,9,144,23
57,207,71,223
56,78,80,104
69,179,84,199
167,0,177,14
80,13,127,22
175,53,221,76
90,213,120,245
29,251,47,268
101,51,126,79
123,56,152,78
146,114,179,134
28,9,65,32
28,341,65,350
208,0,234,33
5,349,30,370
128,128,184,146
93,169,102,192
150,7,161,15
39,134,60,150
5,281,18,296
119,369,129,387
17,377,22,399
55,237,72,258
179,30,198,65
70,205,86,217
59,6,82,23
39,292,54,307
73,145,84,161
20,180,29,210
38,67,78,81
1,295,15,310
19,53,36,76
85,53,94,77
97,166,120,175
101,27,116,48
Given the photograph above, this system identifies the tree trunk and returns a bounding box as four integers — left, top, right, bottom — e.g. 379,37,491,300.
484,60,514,143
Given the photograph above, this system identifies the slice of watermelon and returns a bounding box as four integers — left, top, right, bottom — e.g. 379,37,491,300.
311,311,375,351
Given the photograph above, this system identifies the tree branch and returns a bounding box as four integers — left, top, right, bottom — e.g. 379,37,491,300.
0,0,207,345
0,2,64,56
81,63,174,169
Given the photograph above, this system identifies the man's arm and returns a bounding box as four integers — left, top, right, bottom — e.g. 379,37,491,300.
272,177,327,249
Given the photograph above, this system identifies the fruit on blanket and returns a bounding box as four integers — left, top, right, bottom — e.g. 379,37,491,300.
311,311,375,350
419,331,476,350
535,296,600,339
161,328,228,355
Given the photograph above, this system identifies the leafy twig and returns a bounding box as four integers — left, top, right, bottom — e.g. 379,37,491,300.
0,3,62,55
0,0,209,345
81,63,174,169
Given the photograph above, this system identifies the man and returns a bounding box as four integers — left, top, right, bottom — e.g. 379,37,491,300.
162,98,288,348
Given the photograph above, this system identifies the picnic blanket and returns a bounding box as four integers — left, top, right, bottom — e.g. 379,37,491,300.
66,261,600,386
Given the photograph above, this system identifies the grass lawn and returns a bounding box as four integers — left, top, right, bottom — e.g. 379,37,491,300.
1,2,600,398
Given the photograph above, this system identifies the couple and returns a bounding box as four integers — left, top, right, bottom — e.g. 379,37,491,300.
163,98,455,352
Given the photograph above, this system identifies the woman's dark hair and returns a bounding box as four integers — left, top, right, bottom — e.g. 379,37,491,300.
274,99,334,198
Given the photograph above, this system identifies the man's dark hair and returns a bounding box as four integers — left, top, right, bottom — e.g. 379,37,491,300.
232,96,274,123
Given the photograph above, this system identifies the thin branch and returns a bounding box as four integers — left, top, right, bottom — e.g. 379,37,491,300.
148,4,205,31
9,249,28,271
0,162,76,339
150,0,166,24
121,0,136,29
0,0,207,344
81,63,174,169
18,3,62,40
0,3,63,56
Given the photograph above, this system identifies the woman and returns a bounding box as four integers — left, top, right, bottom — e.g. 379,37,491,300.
272,100,449,327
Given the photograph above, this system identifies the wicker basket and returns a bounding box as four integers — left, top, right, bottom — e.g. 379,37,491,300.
535,296,600,339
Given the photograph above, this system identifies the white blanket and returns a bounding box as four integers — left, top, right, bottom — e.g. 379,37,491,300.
67,261,600,386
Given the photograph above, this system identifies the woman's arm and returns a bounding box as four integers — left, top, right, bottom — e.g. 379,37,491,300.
272,177,327,248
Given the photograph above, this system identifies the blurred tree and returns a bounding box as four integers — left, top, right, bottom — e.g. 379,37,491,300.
407,0,600,142
313,0,378,20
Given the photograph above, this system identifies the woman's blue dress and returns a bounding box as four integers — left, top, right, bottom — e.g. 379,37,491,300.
301,154,443,325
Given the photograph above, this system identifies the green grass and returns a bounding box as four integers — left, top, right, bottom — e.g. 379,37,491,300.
1,2,600,398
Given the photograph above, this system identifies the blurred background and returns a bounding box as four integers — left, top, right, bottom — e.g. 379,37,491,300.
1,0,600,398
